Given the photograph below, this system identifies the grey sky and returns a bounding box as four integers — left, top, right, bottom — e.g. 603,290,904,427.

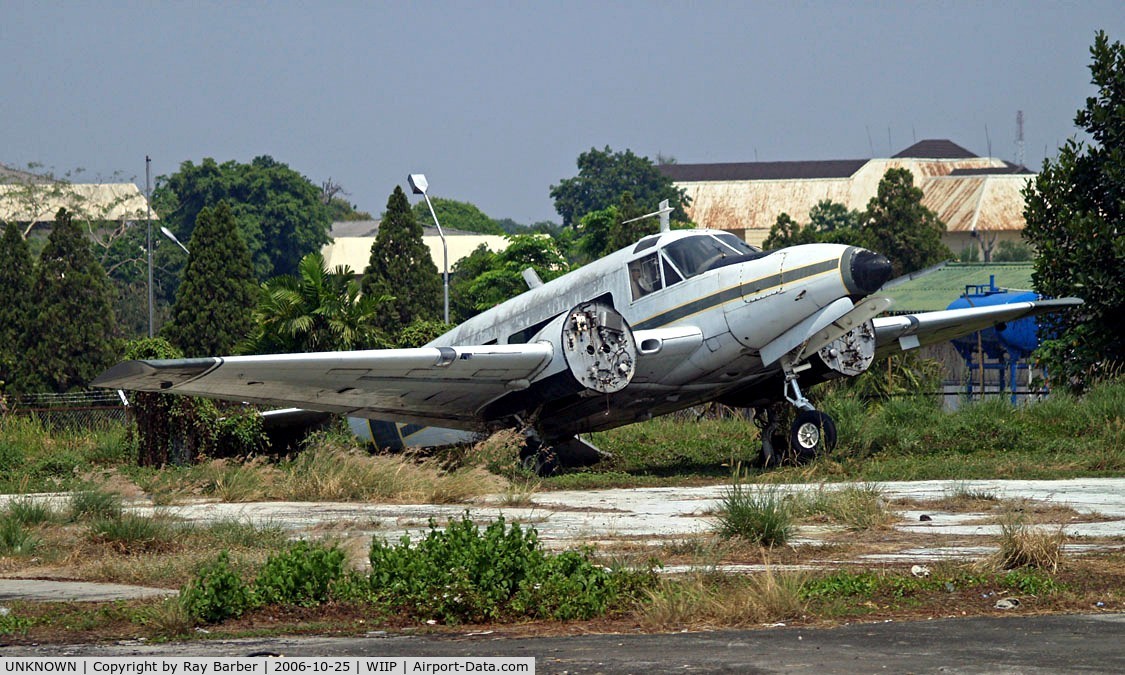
2,1,1121,225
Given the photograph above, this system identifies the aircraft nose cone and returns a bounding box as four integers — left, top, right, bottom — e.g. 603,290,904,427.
847,249,893,295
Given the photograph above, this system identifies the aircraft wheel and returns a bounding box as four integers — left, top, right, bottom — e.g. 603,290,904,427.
519,445,559,477
789,410,837,464
760,429,789,467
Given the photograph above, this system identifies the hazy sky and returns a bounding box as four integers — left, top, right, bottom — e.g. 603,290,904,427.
3,1,1121,224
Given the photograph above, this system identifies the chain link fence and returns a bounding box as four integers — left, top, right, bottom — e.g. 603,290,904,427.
4,390,128,431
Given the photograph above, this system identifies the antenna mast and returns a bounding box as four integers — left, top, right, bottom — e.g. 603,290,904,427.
622,199,673,232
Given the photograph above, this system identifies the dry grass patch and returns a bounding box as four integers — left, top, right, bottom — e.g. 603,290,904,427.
980,513,1067,573
640,566,806,629
280,446,505,503
792,484,897,531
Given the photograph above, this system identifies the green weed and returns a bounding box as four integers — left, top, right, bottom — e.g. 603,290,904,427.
180,551,255,623
793,483,894,531
368,514,650,624
714,482,793,546
254,541,347,607
1001,567,1061,595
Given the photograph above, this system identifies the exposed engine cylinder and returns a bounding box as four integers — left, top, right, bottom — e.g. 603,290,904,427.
817,320,876,377
561,301,637,394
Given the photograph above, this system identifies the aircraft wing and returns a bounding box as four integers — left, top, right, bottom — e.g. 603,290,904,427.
871,298,1083,360
91,344,554,430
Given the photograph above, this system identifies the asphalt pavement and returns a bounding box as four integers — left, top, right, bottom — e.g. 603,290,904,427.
4,613,1124,673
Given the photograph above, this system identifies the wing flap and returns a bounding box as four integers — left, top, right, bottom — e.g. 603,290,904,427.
871,298,1083,360
92,344,555,429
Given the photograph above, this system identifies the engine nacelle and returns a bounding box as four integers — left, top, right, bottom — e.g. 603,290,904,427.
816,319,876,377
559,301,637,394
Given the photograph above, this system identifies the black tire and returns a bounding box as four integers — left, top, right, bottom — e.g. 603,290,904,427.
788,410,837,464
519,445,559,476
759,429,789,467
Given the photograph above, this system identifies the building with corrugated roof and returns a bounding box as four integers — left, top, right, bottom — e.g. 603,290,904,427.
1,164,156,237
322,220,510,274
659,140,1033,259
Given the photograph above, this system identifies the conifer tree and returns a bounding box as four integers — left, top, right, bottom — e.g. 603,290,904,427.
162,202,258,357
861,168,951,277
25,208,118,392
0,221,35,393
362,186,441,333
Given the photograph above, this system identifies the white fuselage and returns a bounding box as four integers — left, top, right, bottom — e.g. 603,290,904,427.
406,229,863,439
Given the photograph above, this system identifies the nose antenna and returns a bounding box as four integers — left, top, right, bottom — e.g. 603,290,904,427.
622,199,673,232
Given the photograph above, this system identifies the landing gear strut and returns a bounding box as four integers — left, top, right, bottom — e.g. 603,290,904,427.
755,370,838,466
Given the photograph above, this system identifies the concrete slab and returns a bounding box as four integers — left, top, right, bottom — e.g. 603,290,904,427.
0,579,176,602
1,478,1123,603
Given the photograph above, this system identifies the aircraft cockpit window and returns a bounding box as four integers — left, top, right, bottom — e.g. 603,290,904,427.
715,232,760,254
633,237,659,254
628,253,663,300
662,255,683,286
662,235,740,278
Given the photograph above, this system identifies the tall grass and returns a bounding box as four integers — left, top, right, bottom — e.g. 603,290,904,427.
0,415,131,491
3,497,62,526
133,443,506,504
0,514,40,556
69,489,124,521
279,445,504,503
564,379,1123,486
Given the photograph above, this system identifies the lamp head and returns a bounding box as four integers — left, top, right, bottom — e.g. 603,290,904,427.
408,173,429,195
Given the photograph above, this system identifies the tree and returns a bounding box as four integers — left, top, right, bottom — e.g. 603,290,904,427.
808,200,863,245
574,205,619,262
762,200,863,250
239,252,391,354
762,212,816,250
860,168,951,277
362,186,442,333
449,244,498,322
24,208,118,392
550,146,690,227
153,156,332,283
412,197,503,235
463,234,570,311
1023,30,1125,387
0,221,34,393
161,203,258,357
322,178,374,222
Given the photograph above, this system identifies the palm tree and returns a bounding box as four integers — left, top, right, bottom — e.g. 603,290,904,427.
239,252,391,354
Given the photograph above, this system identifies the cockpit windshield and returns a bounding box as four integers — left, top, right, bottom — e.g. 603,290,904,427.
715,232,761,255
663,234,757,278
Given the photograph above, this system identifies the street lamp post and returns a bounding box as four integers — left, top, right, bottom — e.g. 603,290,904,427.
145,156,153,337
408,173,449,324
160,226,190,254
